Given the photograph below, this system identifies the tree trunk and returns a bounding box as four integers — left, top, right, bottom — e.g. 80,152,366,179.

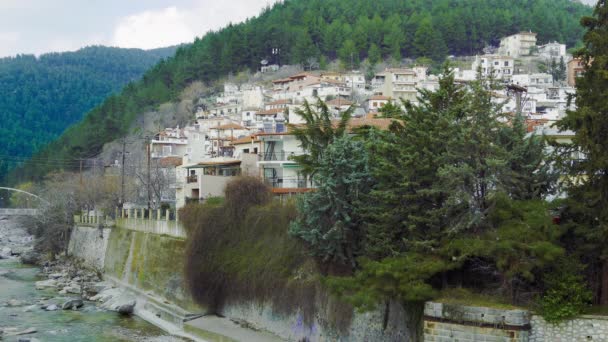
600,261,608,305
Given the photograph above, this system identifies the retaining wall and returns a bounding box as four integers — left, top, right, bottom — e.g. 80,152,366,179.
423,302,531,342
68,225,111,270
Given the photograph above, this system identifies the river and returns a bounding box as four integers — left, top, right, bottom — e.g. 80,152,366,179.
0,216,187,342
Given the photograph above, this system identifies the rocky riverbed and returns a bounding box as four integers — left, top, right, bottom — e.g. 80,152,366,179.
0,215,189,341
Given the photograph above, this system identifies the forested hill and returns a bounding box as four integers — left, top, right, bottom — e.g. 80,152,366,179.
6,0,591,184
0,45,178,181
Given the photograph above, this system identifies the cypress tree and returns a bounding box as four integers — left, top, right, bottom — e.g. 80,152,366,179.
556,1,608,304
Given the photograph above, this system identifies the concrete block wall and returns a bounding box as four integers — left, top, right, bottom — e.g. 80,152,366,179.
423,302,531,342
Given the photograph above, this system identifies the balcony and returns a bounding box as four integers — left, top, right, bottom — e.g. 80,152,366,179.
186,175,198,183
259,151,302,162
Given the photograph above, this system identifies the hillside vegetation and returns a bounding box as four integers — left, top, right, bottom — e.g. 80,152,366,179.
0,45,178,182
7,0,591,184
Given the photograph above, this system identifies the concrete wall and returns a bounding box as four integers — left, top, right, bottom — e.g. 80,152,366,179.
423,302,530,342
222,299,418,342
68,225,111,270
104,226,199,312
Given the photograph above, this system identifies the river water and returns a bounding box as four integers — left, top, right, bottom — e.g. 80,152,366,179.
0,217,186,342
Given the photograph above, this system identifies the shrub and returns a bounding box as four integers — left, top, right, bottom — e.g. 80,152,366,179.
537,259,592,322
181,177,348,325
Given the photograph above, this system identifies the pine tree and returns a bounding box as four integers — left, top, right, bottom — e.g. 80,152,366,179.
338,39,359,70
367,43,381,65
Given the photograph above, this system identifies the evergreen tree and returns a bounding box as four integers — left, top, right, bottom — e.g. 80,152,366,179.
289,135,373,267
338,39,359,69
556,1,608,304
367,43,381,65
289,99,353,178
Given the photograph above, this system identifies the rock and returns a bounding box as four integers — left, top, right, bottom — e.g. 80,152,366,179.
45,304,59,311
64,285,81,294
19,338,41,342
48,273,65,279
35,279,57,290
116,300,136,315
58,289,67,295
23,305,37,312
7,299,24,307
0,247,12,258
5,327,37,336
62,299,84,310
20,250,40,265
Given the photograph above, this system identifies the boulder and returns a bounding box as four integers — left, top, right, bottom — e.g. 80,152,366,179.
45,304,59,311
13,327,37,336
116,300,136,315
48,273,65,280
7,299,24,307
0,247,12,259
62,299,84,310
35,279,57,290
63,285,81,294
20,251,40,265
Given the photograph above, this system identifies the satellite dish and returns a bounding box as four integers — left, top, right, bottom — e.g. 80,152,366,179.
261,59,268,65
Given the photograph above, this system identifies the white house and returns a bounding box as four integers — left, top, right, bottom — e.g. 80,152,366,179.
538,42,567,60
498,32,537,58
471,55,514,80
175,158,242,209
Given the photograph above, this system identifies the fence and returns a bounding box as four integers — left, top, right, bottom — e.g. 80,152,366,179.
0,208,39,216
75,208,187,239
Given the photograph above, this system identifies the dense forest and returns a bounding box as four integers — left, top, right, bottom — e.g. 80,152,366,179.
6,0,591,184
0,45,178,182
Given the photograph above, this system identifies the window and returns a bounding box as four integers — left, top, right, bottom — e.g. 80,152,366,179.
494,61,499,66
504,61,509,66
187,147,192,154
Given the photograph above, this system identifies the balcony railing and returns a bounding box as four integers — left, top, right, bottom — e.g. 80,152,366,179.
264,177,308,189
186,175,198,183
260,151,302,161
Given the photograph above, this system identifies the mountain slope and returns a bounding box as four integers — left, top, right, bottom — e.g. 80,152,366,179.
6,0,592,184
0,45,178,180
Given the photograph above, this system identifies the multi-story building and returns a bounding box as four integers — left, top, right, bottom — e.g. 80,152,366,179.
567,58,586,87
472,55,514,80
498,32,537,58
538,42,567,60
175,158,242,208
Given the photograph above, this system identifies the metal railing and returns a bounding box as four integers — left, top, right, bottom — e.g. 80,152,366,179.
264,178,308,189
260,151,302,161
186,175,198,183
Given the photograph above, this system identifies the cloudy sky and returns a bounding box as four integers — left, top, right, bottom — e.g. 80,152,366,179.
0,0,274,57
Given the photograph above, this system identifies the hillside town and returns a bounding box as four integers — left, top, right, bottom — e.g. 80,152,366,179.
129,32,581,210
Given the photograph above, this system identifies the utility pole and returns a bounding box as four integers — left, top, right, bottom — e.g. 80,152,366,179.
79,159,83,187
119,138,126,210
146,140,151,213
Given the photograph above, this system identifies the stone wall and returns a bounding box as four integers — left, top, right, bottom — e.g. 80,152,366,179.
423,302,531,342
68,225,111,270
530,315,608,342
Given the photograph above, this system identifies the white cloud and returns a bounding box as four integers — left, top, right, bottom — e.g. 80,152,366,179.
111,0,274,50
0,31,20,44
111,6,194,49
